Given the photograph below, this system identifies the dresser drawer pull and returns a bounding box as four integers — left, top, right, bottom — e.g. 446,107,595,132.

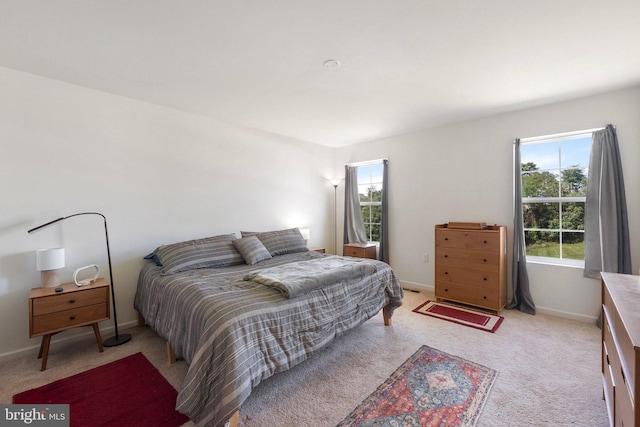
444,272,449,275
482,295,487,299
69,299,76,304
444,254,448,258
483,259,487,263
69,316,75,320
444,288,448,292
483,277,488,281
621,368,626,384
483,240,487,244
444,237,448,241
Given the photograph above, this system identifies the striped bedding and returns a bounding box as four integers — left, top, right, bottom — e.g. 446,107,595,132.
134,251,403,427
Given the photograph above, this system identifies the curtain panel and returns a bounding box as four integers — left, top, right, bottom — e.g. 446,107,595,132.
343,166,368,245
584,124,631,279
379,160,389,263
509,139,536,314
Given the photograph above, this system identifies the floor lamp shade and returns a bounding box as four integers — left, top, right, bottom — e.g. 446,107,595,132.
36,248,65,288
28,212,132,347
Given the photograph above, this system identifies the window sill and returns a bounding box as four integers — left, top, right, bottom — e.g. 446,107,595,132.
526,256,584,269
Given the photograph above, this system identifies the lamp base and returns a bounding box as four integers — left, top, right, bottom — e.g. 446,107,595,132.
41,270,61,288
103,333,132,347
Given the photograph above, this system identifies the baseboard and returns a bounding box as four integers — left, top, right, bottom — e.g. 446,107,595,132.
398,280,598,324
535,306,598,324
400,280,433,293
0,320,139,364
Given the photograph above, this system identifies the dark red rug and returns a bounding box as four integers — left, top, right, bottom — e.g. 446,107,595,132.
13,352,189,427
413,300,504,333
336,345,497,426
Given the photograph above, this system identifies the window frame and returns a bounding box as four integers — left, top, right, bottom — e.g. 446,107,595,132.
356,161,384,244
519,132,592,267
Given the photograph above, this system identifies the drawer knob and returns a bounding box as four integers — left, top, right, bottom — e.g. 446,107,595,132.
483,259,487,263
483,240,487,244
69,299,76,304
444,271,449,275
483,295,487,299
483,277,488,281
69,316,75,320
444,254,448,258
444,237,448,241
444,288,448,292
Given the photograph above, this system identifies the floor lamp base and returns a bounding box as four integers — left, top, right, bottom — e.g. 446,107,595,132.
103,333,132,347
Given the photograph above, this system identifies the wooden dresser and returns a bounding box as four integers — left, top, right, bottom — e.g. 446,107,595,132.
434,223,506,313
601,272,640,427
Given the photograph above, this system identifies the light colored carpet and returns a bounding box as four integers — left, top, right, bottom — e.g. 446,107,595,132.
0,289,608,426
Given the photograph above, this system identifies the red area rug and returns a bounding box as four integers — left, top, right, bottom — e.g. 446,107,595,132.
336,345,497,427
13,352,189,427
412,300,504,333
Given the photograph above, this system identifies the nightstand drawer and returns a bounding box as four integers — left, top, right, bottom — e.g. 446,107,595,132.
32,303,109,335
343,243,377,259
32,287,107,316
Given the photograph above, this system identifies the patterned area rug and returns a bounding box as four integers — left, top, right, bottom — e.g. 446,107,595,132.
336,345,497,427
413,300,504,333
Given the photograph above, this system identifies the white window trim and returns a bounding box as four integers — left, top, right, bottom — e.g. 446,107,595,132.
519,130,593,267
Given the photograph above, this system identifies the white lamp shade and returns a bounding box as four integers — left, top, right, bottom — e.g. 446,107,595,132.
299,228,311,241
36,248,65,271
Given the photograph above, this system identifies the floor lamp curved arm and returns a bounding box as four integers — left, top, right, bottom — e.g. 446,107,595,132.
28,212,132,347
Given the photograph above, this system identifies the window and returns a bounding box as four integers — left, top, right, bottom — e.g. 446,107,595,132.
357,162,384,243
519,132,592,265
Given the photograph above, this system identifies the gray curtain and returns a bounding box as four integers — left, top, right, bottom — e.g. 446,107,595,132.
379,160,389,263
508,139,536,314
584,124,631,279
343,165,367,245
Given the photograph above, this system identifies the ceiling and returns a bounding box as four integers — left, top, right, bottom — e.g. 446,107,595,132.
2,1,640,147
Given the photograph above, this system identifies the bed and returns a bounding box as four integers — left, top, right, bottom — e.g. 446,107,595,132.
134,229,403,427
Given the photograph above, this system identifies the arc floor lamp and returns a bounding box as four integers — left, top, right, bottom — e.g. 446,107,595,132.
28,212,132,347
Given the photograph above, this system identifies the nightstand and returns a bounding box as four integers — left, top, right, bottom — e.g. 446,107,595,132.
29,278,110,371
343,243,377,259
309,247,326,254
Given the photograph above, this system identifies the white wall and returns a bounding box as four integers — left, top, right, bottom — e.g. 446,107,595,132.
2,65,638,361
334,86,640,322
0,67,334,359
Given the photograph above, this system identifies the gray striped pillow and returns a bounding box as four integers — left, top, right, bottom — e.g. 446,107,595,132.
241,228,309,257
232,236,272,265
155,234,244,275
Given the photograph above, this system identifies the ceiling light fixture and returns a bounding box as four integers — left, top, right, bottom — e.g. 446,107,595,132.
323,59,341,69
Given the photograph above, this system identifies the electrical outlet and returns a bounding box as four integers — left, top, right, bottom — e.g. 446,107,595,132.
423,253,429,263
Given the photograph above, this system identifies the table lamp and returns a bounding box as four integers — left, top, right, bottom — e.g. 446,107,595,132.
36,248,65,288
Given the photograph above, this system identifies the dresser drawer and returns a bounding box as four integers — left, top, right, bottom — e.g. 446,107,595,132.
32,303,109,335
435,281,499,308
615,383,634,427
435,281,472,302
435,267,500,289
436,229,500,252
32,287,107,316
435,247,500,271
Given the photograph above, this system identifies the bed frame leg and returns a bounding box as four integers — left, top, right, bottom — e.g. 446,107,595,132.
166,341,177,364
227,410,239,427
137,311,146,327
383,306,392,326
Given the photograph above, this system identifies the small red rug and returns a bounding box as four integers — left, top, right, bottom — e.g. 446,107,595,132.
412,300,504,333
13,352,189,427
336,345,497,427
